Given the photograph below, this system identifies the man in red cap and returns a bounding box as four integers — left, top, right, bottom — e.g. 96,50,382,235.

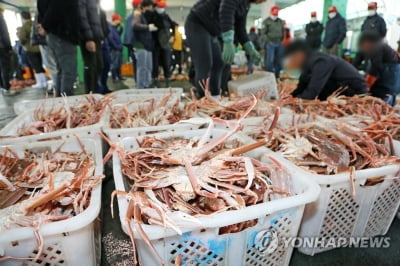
261,5,285,78
361,2,386,38
110,14,124,82
305,12,324,50
323,6,346,56
247,26,262,74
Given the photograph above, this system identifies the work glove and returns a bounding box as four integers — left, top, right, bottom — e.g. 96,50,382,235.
365,74,377,91
244,41,261,65
222,30,235,64
148,24,158,32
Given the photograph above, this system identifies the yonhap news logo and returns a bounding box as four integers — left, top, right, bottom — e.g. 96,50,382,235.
253,229,391,255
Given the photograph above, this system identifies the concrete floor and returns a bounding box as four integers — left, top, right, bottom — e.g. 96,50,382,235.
0,81,399,266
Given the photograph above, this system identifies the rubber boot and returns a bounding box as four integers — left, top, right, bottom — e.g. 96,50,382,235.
165,78,170,88
32,73,47,89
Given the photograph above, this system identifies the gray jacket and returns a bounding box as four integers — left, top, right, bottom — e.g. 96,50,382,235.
0,14,11,49
78,0,105,42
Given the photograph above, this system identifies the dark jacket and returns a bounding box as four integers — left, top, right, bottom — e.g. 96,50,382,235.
0,14,11,49
189,0,250,44
261,17,284,44
31,15,46,46
108,24,122,51
133,11,153,51
37,0,80,44
323,13,346,49
152,12,175,49
78,0,105,42
364,43,400,77
292,52,367,100
361,14,387,38
249,31,261,51
123,14,134,46
305,21,323,49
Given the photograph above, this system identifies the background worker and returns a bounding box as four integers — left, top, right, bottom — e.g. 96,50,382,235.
110,14,124,82
361,2,386,39
78,0,107,93
261,5,284,78
357,32,400,106
171,24,184,75
323,6,346,56
305,12,324,50
151,0,175,87
0,5,15,95
353,2,387,70
133,0,158,89
18,11,47,90
284,40,367,100
247,26,262,74
185,0,264,97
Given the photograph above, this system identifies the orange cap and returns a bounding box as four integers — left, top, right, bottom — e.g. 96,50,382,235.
328,6,337,13
270,5,280,16
311,11,317,17
112,14,122,21
368,2,378,10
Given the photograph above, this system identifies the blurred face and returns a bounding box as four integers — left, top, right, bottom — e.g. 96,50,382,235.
360,41,374,54
284,51,306,70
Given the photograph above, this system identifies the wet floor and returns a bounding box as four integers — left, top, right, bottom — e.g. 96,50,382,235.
0,80,398,266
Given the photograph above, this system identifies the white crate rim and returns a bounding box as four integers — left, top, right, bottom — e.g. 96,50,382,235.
13,94,104,115
0,105,108,145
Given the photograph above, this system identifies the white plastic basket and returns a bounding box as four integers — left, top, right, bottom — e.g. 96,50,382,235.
112,129,320,266
13,94,104,115
228,72,278,100
293,141,400,255
0,138,103,265
0,106,108,154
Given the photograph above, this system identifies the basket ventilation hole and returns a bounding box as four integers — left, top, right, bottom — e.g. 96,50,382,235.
28,243,65,265
169,240,224,265
244,214,293,266
364,180,400,236
317,188,360,249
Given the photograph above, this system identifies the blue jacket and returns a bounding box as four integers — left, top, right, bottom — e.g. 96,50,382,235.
323,13,346,49
123,14,134,46
108,24,123,50
133,12,153,51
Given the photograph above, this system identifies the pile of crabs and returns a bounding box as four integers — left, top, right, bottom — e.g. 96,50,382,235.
100,87,400,265
0,138,103,262
1,85,400,265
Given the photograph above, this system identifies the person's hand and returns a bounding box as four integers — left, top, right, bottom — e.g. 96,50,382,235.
222,30,235,64
37,24,46,36
86,41,96,52
244,41,261,65
148,24,158,32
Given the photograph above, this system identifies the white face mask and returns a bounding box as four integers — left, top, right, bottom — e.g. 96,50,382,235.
311,18,317,23
270,15,278,20
328,12,336,19
368,10,376,16
155,7,165,14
